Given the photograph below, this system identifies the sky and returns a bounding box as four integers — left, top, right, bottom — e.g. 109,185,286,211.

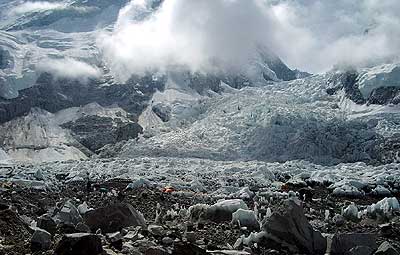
97,0,400,80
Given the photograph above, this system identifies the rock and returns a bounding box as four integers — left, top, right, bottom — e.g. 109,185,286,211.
54,233,103,255
188,204,209,221
162,237,173,245
61,115,143,152
231,209,259,231
148,224,164,236
37,214,57,235
77,202,93,215
152,103,171,122
184,231,196,243
348,246,375,255
31,228,52,251
106,231,123,243
333,214,345,226
343,203,359,221
262,200,326,255
206,199,248,222
375,241,400,255
145,246,169,255
107,231,123,250
174,242,207,255
75,222,91,233
331,233,377,255
54,200,83,227
84,203,146,233
298,187,314,201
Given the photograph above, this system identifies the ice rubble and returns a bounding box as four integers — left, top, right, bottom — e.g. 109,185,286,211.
366,197,400,219
121,72,400,165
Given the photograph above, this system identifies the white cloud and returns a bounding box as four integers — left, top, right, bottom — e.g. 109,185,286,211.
37,58,101,82
10,1,69,15
98,0,400,79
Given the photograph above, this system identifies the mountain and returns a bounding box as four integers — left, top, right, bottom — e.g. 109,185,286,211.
0,0,308,162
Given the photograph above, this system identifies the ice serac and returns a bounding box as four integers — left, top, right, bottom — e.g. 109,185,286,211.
357,63,400,99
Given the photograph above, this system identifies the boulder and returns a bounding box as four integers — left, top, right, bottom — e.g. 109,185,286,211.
262,200,326,255
206,199,248,222
148,224,164,236
75,222,91,233
84,203,146,233
348,246,375,255
375,241,400,255
37,214,57,235
54,200,83,227
331,233,377,255
31,228,52,251
173,242,207,255
231,209,259,231
54,233,103,255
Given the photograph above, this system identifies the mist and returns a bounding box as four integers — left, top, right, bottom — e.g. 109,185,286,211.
98,0,400,81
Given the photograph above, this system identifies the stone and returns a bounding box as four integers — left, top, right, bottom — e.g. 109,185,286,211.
77,202,92,215
37,214,57,235
332,214,345,227
348,246,375,255
162,237,173,245
152,103,172,122
331,233,377,255
262,200,326,255
375,241,400,255
206,199,248,222
75,222,91,233
54,200,83,227
54,233,103,255
84,203,146,233
145,246,169,255
107,231,123,243
174,242,207,255
31,228,52,251
148,224,164,236
231,209,259,231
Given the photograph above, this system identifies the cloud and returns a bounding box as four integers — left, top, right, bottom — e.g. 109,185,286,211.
10,1,69,15
98,0,400,80
37,58,101,82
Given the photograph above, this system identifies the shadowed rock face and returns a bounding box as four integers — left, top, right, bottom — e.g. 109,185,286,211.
367,86,400,105
61,115,143,152
0,47,13,69
0,73,166,124
327,71,366,104
327,70,400,106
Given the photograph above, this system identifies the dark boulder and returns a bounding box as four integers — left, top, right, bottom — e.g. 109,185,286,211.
37,214,57,236
84,203,146,233
54,233,103,255
262,200,326,255
331,233,377,255
31,228,52,252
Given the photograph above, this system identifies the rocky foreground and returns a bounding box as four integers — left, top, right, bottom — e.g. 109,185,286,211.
0,175,399,255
